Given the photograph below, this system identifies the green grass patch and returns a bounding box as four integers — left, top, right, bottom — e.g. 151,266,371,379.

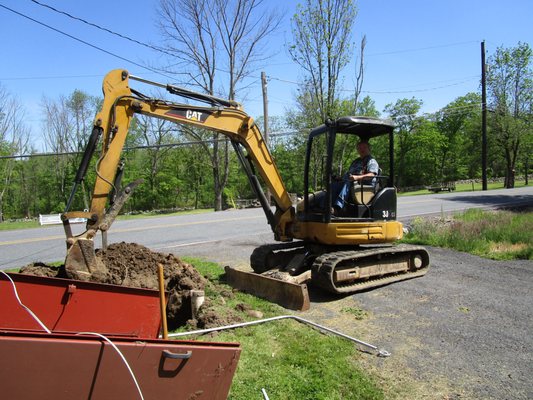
116,208,212,220
2,268,21,273
179,257,384,400
398,180,527,196
341,306,369,320
402,208,533,260
0,209,213,231
0,220,41,231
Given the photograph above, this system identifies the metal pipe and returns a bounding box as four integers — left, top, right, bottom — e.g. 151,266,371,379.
168,315,390,357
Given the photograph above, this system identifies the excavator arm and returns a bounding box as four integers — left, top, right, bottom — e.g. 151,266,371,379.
62,69,294,280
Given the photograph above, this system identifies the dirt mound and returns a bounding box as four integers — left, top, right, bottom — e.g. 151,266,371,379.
19,262,67,278
95,242,206,330
21,242,207,330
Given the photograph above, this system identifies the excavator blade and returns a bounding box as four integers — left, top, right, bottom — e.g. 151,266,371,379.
224,266,310,311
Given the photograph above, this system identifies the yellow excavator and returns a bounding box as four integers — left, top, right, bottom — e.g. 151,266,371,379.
61,70,429,310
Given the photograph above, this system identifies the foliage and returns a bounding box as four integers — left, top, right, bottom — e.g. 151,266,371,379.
486,42,532,188
288,0,357,122
403,208,533,260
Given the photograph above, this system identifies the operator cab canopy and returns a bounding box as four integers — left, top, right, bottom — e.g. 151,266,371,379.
310,116,395,140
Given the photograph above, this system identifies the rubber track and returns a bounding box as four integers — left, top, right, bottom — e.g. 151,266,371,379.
311,244,430,294
250,241,306,273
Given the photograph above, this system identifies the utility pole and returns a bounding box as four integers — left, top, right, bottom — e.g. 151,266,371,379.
481,41,488,191
261,71,271,203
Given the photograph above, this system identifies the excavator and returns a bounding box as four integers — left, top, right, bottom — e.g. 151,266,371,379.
61,69,429,311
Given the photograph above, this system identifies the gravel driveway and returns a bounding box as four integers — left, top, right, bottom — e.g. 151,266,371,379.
349,246,533,400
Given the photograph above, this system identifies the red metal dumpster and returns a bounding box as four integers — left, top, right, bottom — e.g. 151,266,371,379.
0,272,162,338
0,330,240,400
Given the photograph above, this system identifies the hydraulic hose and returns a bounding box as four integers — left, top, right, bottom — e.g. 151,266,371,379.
65,126,102,212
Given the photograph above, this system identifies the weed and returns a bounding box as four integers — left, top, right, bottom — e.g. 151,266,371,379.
402,209,533,260
341,306,369,320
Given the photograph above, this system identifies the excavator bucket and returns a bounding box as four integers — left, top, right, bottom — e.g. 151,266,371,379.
63,180,143,281
224,266,310,311
64,238,107,281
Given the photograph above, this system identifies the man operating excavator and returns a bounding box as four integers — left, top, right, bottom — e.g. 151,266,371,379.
330,141,379,215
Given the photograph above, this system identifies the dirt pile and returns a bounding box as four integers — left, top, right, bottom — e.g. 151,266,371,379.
20,242,206,330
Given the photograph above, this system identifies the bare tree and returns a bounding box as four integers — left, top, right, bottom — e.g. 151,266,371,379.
289,0,356,121
137,114,175,208
353,34,366,112
0,86,30,222
41,95,75,205
157,0,281,210
41,90,97,208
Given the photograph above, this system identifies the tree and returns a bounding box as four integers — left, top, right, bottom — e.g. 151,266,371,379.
157,0,281,210
41,90,98,211
487,42,532,188
384,98,425,187
0,86,30,222
136,115,177,209
288,0,357,121
436,93,482,181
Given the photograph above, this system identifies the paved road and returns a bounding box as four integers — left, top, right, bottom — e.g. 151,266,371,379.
1,186,532,270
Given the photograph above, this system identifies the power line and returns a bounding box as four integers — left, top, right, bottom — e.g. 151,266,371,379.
29,0,175,58
0,71,162,81
0,130,300,160
27,0,263,83
357,77,479,95
269,75,479,95
0,3,174,81
366,40,479,57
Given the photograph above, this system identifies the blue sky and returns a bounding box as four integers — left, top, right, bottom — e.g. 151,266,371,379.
0,0,531,149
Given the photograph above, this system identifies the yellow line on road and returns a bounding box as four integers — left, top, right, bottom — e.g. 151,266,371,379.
0,235,65,246
0,215,263,247
400,197,441,204
110,215,263,234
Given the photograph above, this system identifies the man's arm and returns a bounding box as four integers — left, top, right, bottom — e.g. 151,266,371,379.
349,158,379,183
348,171,376,182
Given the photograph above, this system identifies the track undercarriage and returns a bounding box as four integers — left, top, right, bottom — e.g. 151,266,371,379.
225,242,430,310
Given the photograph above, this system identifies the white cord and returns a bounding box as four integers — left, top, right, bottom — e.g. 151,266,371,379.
76,332,145,400
0,270,51,334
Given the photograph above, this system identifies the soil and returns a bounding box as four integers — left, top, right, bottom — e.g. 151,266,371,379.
19,242,233,330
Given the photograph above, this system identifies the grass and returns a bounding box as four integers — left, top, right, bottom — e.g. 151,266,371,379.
116,208,212,220
0,209,213,231
341,306,369,320
398,180,527,196
180,257,385,400
0,220,41,231
402,208,533,260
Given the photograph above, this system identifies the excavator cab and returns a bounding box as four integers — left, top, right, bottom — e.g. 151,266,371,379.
299,116,397,222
